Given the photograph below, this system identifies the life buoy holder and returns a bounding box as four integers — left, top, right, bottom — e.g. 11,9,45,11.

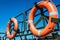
28,1,58,37
6,18,18,39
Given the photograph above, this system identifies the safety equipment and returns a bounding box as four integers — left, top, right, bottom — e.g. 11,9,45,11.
28,1,58,37
6,18,18,39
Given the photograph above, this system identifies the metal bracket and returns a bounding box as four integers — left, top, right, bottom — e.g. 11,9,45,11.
51,18,60,23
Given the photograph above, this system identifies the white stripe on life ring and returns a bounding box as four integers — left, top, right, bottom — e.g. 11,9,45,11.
14,19,17,23
49,12,58,16
38,30,41,36
28,20,33,23
7,32,10,34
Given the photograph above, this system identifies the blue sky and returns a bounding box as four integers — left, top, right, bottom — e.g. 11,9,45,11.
0,0,60,39
0,0,40,32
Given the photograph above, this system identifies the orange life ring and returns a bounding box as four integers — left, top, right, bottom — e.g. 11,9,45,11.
28,1,58,37
6,18,18,39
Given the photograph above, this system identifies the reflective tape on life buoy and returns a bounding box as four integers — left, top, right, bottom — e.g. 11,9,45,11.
6,18,18,39
28,1,58,37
